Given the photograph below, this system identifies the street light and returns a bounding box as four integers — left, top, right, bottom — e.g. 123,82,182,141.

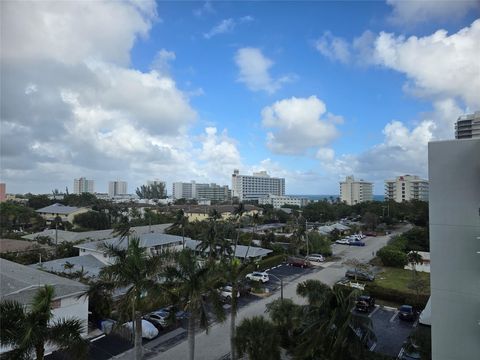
268,273,284,300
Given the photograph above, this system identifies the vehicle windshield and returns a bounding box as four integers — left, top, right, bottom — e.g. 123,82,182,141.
400,305,412,312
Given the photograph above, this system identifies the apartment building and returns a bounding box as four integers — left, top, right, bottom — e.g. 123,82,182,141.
384,175,429,202
339,176,373,205
73,177,94,194
455,111,480,139
259,194,309,209
108,180,128,197
231,169,285,202
428,138,480,360
172,181,231,202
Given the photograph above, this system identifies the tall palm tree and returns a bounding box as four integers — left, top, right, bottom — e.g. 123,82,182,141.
233,203,245,252
234,316,281,360
407,251,423,280
164,250,225,360
0,285,87,360
112,215,132,246
197,210,221,259
175,209,189,249
222,257,251,360
99,237,166,360
244,212,260,260
266,298,301,348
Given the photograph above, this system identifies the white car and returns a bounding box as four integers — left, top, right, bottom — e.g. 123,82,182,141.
123,319,159,339
245,271,269,283
219,285,240,301
305,254,325,262
335,239,350,245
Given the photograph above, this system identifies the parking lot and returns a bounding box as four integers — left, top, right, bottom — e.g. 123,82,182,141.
354,305,416,357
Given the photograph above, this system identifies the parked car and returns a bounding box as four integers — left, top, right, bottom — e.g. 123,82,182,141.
245,271,269,283
349,240,366,247
305,254,325,263
355,295,375,312
144,309,170,328
287,256,311,268
364,231,377,237
335,239,350,245
123,319,158,339
345,269,375,281
398,305,416,321
219,285,240,301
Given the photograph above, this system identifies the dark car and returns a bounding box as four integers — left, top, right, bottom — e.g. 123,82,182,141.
398,305,416,321
364,231,377,237
345,269,375,282
349,241,366,247
355,295,375,312
287,256,311,268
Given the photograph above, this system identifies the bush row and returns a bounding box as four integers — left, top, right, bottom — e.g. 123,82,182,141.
365,282,429,309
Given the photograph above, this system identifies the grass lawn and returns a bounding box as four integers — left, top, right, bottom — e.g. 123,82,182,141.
375,267,430,295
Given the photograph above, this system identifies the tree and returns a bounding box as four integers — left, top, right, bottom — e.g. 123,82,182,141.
234,316,280,360
99,237,166,360
407,251,423,279
244,212,260,260
112,215,132,245
164,250,225,360
135,183,166,199
377,247,408,267
73,211,111,230
174,209,189,249
233,203,246,252
0,285,87,359
266,298,301,347
362,212,378,231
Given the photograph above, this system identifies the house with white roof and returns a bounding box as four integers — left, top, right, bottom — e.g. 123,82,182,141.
35,203,89,224
185,239,273,260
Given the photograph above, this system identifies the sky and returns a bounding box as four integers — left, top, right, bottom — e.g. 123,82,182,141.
1,0,479,195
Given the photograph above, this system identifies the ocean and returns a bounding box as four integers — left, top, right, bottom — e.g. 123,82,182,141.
289,195,385,202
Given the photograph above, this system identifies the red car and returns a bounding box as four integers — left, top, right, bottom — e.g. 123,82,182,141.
364,231,377,237
287,256,311,268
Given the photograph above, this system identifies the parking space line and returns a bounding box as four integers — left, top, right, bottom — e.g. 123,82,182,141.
368,305,380,318
389,311,399,323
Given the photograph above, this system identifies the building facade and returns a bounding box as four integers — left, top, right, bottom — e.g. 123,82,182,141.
0,183,5,202
108,180,127,197
384,175,429,202
231,170,285,202
428,138,480,360
339,176,373,205
73,177,94,194
455,111,480,139
259,194,309,209
172,181,231,201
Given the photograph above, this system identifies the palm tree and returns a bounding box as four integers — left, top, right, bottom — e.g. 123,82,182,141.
407,251,423,280
112,215,132,245
266,298,301,347
175,209,189,249
233,203,245,252
0,285,87,360
222,257,251,360
234,316,281,360
294,279,374,359
164,250,225,360
197,210,222,259
244,212,260,260
99,237,166,360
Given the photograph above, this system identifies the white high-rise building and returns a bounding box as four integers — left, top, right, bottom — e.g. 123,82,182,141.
455,111,480,139
231,170,285,202
73,177,94,194
384,175,429,202
339,176,373,205
108,181,127,197
428,138,480,360
172,181,231,202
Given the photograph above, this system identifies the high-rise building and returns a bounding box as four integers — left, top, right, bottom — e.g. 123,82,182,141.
339,176,373,205
384,175,429,202
73,177,94,194
455,111,480,139
172,181,231,202
428,138,480,360
231,170,285,202
0,183,6,202
259,194,309,209
108,181,127,197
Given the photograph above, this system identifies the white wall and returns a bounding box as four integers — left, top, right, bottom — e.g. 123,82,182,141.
429,139,480,360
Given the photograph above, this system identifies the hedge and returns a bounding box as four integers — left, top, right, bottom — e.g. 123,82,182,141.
377,246,408,267
256,254,286,271
365,282,429,309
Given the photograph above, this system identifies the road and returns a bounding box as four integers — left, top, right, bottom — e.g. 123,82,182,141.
151,225,411,360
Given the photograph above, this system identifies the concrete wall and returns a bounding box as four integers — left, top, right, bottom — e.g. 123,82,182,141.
428,139,480,360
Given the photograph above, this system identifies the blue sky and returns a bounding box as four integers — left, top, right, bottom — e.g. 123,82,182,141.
1,1,479,195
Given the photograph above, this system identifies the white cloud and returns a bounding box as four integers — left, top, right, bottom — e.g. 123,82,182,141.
261,96,340,155
193,1,215,18
235,47,294,94
371,20,480,108
204,18,236,39
150,49,176,74
386,0,480,26
315,31,351,64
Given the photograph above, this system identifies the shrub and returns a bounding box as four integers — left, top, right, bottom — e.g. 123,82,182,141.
365,282,429,309
377,247,408,267
256,254,285,271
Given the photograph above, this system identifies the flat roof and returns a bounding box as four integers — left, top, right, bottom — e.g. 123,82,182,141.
35,203,84,215
29,254,105,278
184,239,272,259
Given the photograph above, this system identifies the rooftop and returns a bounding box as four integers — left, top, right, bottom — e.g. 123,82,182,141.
30,254,105,278
184,239,272,259
1,259,88,305
35,203,84,215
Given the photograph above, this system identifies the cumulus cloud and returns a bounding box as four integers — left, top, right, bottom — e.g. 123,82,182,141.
235,48,294,94
261,96,341,155
150,49,176,74
193,1,215,18
386,0,480,26
315,31,351,64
